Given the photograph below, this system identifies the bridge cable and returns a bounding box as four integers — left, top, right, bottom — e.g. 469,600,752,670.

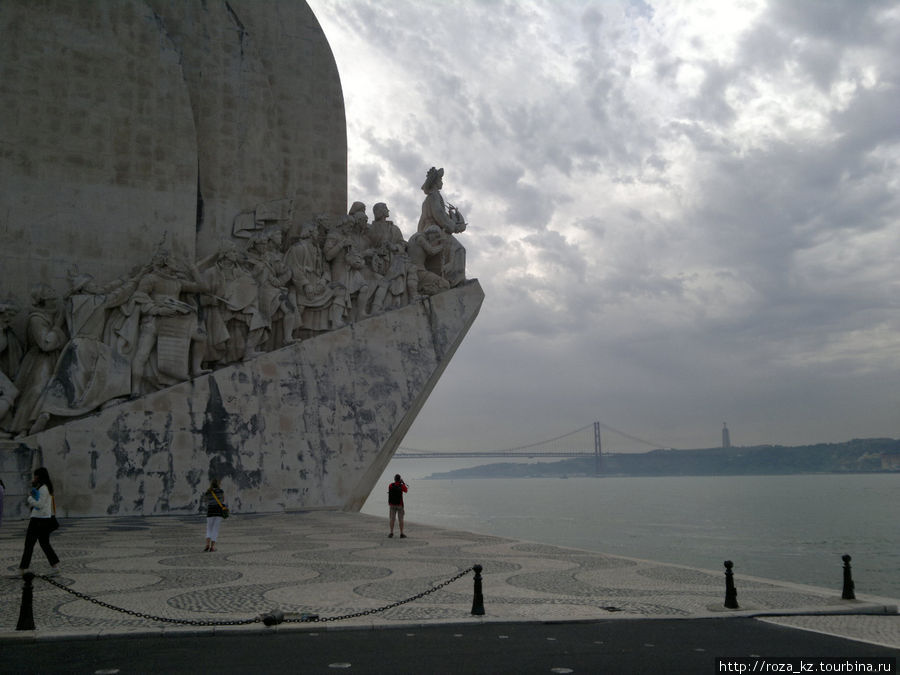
398,423,595,455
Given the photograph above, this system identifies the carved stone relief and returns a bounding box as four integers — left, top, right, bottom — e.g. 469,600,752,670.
0,168,468,439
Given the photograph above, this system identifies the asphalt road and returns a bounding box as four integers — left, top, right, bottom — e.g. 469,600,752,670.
3,619,898,675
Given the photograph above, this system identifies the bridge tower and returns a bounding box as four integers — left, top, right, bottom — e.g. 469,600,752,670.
593,421,602,476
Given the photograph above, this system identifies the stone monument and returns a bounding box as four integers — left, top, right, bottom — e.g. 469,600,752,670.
0,1,483,517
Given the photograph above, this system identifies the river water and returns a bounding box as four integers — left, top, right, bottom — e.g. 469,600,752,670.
362,466,900,598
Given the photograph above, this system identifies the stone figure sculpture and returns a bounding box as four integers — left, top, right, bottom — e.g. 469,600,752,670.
0,371,16,433
247,231,296,352
369,203,405,250
0,301,23,382
408,226,451,296
342,202,389,319
418,167,467,288
101,269,145,360
131,251,209,396
28,270,136,432
0,168,470,436
201,242,266,366
0,302,21,435
368,203,413,310
284,222,339,334
0,301,20,434
324,215,369,326
8,284,68,435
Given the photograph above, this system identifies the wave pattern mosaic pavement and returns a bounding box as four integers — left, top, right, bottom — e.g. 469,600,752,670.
1,511,897,645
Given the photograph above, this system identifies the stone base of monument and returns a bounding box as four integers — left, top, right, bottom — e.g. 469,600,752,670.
0,281,482,518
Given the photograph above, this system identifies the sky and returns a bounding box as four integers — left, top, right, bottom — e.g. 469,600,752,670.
306,0,900,454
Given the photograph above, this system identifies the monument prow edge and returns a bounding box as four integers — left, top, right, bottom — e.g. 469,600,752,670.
0,281,483,518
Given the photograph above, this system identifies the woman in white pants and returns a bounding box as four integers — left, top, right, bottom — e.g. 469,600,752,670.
202,478,227,552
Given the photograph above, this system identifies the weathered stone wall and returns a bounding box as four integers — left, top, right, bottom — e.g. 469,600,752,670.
0,0,346,324
144,0,348,258
0,282,483,517
0,0,198,305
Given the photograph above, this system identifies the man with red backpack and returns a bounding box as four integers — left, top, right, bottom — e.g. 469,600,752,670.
387,474,408,538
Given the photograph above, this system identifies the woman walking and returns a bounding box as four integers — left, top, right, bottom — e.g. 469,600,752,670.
203,478,227,552
18,467,60,575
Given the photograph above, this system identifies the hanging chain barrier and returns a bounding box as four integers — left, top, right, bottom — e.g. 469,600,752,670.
287,565,476,624
18,565,480,630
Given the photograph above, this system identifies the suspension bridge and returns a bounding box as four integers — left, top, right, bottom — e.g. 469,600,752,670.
395,421,669,472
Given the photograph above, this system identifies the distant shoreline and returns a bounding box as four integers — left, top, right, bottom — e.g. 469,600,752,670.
425,470,900,479
425,437,900,479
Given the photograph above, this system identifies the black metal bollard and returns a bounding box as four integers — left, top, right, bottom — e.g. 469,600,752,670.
841,554,855,600
471,564,485,616
16,572,36,630
723,561,739,609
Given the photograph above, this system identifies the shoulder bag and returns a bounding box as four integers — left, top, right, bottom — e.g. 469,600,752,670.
48,495,60,532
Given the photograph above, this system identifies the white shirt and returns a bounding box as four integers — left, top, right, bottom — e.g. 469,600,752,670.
27,484,52,518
